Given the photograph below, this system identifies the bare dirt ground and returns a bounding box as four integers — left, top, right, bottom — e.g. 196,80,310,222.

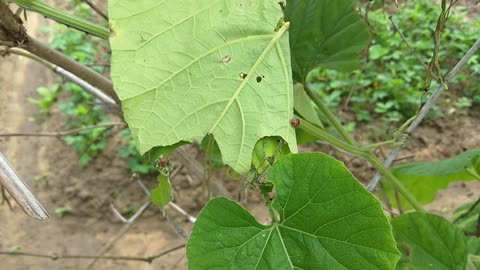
0,1,479,270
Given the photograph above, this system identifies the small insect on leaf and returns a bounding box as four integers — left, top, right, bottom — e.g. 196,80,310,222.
290,118,300,128
158,156,168,168
154,156,171,176
239,72,248,79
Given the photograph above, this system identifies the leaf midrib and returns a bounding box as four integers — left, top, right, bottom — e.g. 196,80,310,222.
208,23,291,134
207,23,291,169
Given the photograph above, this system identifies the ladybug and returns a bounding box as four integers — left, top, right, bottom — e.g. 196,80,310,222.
290,118,300,128
158,156,168,168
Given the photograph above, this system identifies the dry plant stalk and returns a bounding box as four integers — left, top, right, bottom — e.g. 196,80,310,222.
0,152,49,220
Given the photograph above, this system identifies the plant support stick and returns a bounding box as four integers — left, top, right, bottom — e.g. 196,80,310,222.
0,152,49,220
367,37,480,192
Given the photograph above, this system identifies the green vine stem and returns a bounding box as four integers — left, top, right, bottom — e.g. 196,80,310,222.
204,134,215,199
303,85,357,146
299,120,367,157
260,183,279,223
364,153,424,212
11,0,109,39
361,140,403,151
299,119,425,212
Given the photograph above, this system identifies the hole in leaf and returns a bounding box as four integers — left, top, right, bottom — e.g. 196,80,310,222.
256,76,262,83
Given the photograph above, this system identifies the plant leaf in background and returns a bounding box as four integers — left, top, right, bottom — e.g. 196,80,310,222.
385,149,480,210
392,212,468,270
187,153,399,269
150,175,173,208
452,199,480,236
467,237,480,270
109,0,297,174
285,0,371,82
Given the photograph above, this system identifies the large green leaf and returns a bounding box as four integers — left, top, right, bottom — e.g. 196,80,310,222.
386,149,480,210
187,153,399,269
109,0,297,173
285,0,371,81
392,212,468,270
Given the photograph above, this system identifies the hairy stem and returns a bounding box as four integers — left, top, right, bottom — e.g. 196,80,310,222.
300,119,367,158
260,186,279,223
361,140,400,151
364,153,424,211
303,85,357,145
204,134,214,199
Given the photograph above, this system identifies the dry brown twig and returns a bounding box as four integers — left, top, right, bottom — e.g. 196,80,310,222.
85,167,193,270
80,0,108,20
84,200,152,270
0,243,186,263
0,2,120,103
0,122,126,138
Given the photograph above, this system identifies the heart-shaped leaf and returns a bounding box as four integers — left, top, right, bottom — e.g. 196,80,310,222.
285,0,371,82
392,212,468,270
109,0,297,173
187,153,399,269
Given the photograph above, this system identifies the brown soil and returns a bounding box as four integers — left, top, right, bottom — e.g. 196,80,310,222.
0,1,479,270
